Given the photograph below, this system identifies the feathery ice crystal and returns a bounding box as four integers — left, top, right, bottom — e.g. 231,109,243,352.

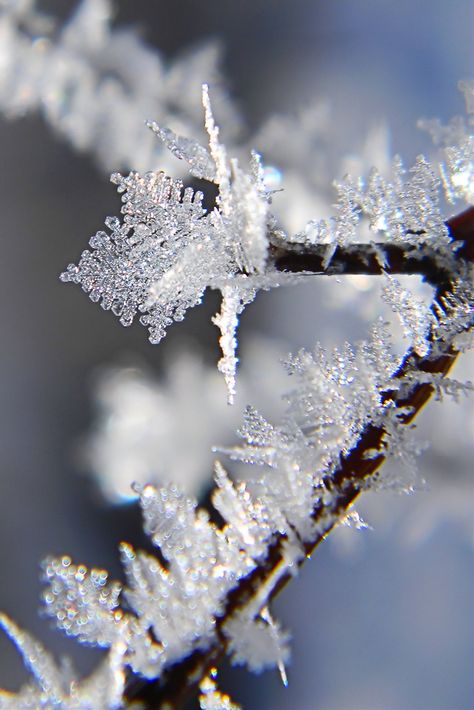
61,85,296,402
0,614,126,709
2,274,471,707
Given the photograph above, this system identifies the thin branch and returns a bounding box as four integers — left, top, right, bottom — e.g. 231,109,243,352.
125,207,474,709
270,206,474,288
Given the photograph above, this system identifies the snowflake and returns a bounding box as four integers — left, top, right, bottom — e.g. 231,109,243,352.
61,85,291,402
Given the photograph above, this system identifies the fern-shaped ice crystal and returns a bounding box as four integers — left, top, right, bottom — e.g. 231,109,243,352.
61,85,289,402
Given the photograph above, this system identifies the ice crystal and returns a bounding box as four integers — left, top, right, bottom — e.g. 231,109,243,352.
381,274,434,356
425,374,474,402
223,606,290,679
431,279,474,353
42,474,285,680
0,0,238,173
338,509,371,531
294,153,453,257
0,614,125,709
42,556,124,648
221,322,402,529
61,85,286,402
199,670,241,710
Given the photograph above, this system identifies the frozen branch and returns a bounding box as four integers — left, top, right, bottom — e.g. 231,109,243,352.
124,207,474,709
271,206,474,288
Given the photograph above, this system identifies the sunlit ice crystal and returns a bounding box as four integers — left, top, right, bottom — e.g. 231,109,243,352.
61,84,276,402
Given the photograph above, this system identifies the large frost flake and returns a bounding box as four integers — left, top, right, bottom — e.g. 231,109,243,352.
62,85,274,402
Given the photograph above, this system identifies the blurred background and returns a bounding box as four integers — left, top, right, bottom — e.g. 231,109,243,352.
0,1,472,708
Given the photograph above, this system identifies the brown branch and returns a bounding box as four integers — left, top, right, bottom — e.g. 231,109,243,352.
125,207,474,709
270,210,473,288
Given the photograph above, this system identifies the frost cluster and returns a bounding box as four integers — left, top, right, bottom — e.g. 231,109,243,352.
0,2,472,708
0,614,125,709
61,78,472,402
199,670,241,710
61,85,297,402
4,288,472,706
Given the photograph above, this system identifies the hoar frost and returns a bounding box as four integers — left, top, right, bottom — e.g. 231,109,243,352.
61,81,472,402
1,6,472,703
61,85,290,403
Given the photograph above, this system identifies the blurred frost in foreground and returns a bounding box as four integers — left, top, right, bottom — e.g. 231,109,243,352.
0,0,239,173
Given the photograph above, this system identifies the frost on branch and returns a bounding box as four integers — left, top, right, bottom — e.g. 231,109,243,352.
0,613,125,709
60,74,473,399
220,322,409,534
39,322,438,688
381,274,434,357
40,477,280,681
61,85,292,402
11,261,474,705
295,153,453,260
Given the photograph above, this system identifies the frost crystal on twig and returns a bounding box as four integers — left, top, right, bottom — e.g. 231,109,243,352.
61,85,282,402
381,274,434,356
2,4,469,698
220,322,404,529
40,475,280,681
39,313,456,694
60,73,472,403
294,153,453,258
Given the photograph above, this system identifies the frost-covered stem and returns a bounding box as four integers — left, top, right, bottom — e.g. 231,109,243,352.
271,206,474,286
125,208,474,710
